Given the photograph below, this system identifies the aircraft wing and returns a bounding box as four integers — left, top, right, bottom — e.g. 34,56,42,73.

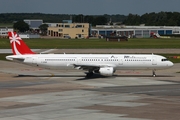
73,64,115,71
39,49,58,54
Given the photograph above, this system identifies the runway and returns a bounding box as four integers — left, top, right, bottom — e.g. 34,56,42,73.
0,60,180,120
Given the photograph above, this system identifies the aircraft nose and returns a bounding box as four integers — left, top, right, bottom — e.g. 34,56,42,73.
169,61,174,67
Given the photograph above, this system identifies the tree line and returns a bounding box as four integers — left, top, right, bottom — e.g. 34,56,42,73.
123,12,180,26
1,12,180,26
0,13,126,26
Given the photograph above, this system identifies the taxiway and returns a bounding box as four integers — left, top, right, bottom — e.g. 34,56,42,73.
0,60,180,120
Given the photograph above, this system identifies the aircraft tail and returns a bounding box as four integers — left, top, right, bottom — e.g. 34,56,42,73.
8,32,35,55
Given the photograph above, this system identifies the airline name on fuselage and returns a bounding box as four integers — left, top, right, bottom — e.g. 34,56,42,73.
124,56,147,59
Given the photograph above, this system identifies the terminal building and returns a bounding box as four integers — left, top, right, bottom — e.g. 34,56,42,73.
48,22,90,39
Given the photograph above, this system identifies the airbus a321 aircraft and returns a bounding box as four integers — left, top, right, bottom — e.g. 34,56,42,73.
6,32,174,77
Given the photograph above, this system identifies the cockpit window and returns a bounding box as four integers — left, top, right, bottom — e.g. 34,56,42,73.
162,59,169,61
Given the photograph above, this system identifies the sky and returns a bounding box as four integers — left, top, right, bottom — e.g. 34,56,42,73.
0,0,180,15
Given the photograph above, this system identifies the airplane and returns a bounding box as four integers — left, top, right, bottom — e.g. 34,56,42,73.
6,31,174,78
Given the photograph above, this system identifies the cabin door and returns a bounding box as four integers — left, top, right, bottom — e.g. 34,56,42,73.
119,58,123,65
152,56,157,65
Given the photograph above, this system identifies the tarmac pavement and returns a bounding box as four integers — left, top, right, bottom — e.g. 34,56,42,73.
0,60,180,120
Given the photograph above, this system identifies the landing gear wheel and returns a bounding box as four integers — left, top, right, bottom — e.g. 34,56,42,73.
152,70,156,77
86,72,94,78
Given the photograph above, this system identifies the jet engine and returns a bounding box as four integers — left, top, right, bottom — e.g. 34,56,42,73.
99,67,114,76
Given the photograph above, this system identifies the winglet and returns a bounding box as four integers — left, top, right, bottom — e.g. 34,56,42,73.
8,32,35,55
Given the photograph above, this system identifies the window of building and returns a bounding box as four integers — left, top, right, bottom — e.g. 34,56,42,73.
59,29,63,32
76,25,83,28
65,25,70,28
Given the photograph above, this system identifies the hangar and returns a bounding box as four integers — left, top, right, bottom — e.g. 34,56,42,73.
91,25,180,38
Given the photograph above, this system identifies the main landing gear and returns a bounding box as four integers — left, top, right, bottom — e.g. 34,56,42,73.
86,71,94,78
152,70,156,77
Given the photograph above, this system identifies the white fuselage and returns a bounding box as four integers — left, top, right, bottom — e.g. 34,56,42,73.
6,54,174,71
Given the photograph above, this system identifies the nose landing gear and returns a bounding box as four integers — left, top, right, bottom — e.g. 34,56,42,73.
152,70,156,77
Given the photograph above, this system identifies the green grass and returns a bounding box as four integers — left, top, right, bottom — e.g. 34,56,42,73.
1,38,180,49
0,54,10,61
0,23,13,27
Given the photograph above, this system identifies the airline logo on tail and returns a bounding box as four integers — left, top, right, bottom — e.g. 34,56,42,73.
8,32,35,55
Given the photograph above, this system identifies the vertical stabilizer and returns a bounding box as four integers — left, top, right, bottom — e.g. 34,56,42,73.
8,32,35,55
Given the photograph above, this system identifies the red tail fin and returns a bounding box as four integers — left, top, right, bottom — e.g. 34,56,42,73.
8,32,35,55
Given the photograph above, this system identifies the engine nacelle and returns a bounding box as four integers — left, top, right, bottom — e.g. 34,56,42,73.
99,67,114,76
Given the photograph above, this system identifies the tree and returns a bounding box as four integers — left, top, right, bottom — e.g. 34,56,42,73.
123,13,141,25
13,21,29,32
84,15,94,24
73,14,84,23
39,24,48,36
92,16,107,26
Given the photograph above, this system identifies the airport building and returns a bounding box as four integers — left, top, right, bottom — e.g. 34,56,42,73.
19,34,40,39
92,25,180,38
0,27,13,38
48,22,90,39
24,19,43,30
